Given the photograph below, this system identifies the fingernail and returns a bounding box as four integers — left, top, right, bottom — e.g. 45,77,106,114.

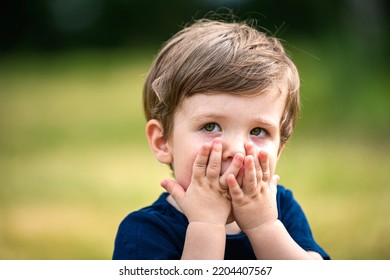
245,155,254,164
235,153,244,161
245,142,253,150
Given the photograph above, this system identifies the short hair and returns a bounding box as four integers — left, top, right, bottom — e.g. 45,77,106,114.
143,19,300,145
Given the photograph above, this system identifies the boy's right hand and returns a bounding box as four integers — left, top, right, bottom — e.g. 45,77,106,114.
160,139,233,226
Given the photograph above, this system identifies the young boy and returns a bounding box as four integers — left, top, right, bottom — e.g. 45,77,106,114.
113,19,330,260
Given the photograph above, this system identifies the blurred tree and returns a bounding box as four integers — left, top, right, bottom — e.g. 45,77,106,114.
1,0,202,50
1,0,387,51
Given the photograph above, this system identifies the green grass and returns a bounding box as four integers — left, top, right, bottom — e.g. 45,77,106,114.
0,47,389,259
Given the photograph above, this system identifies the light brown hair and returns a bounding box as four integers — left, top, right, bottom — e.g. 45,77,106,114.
143,19,300,145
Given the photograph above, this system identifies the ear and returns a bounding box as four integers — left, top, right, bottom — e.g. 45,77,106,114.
145,119,173,164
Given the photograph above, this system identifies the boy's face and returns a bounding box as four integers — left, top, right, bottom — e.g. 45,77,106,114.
165,89,286,190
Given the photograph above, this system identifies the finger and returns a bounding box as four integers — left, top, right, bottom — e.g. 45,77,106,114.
269,175,280,194
236,166,244,187
219,152,244,189
206,138,222,180
161,179,186,202
192,142,212,178
242,155,257,194
245,142,256,156
245,143,262,184
258,150,270,182
227,174,243,202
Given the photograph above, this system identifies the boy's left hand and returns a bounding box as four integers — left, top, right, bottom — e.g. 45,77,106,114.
227,144,279,233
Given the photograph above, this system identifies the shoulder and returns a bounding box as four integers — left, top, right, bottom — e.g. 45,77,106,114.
113,193,187,259
118,193,187,234
276,184,307,226
276,184,292,197
276,185,331,259
276,185,295,207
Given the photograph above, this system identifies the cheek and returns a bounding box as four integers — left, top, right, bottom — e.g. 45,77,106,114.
171,145,201,190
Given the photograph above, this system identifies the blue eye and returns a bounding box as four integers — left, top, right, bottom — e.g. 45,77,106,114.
250,127,267,137
203,123,220,132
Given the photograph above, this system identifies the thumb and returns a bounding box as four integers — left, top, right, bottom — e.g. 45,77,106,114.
269,175,280,194
161,179,186,202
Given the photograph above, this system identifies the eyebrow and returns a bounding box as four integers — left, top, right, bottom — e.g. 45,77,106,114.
190,113,278,129
252,115,279,129
190,113,228,121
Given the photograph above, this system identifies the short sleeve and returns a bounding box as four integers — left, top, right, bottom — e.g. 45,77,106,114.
112,211,185,260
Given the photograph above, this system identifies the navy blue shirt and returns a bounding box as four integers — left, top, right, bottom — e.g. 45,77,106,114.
113,185,330,259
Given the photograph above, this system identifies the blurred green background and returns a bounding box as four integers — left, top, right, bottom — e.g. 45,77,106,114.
1,0,389,259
